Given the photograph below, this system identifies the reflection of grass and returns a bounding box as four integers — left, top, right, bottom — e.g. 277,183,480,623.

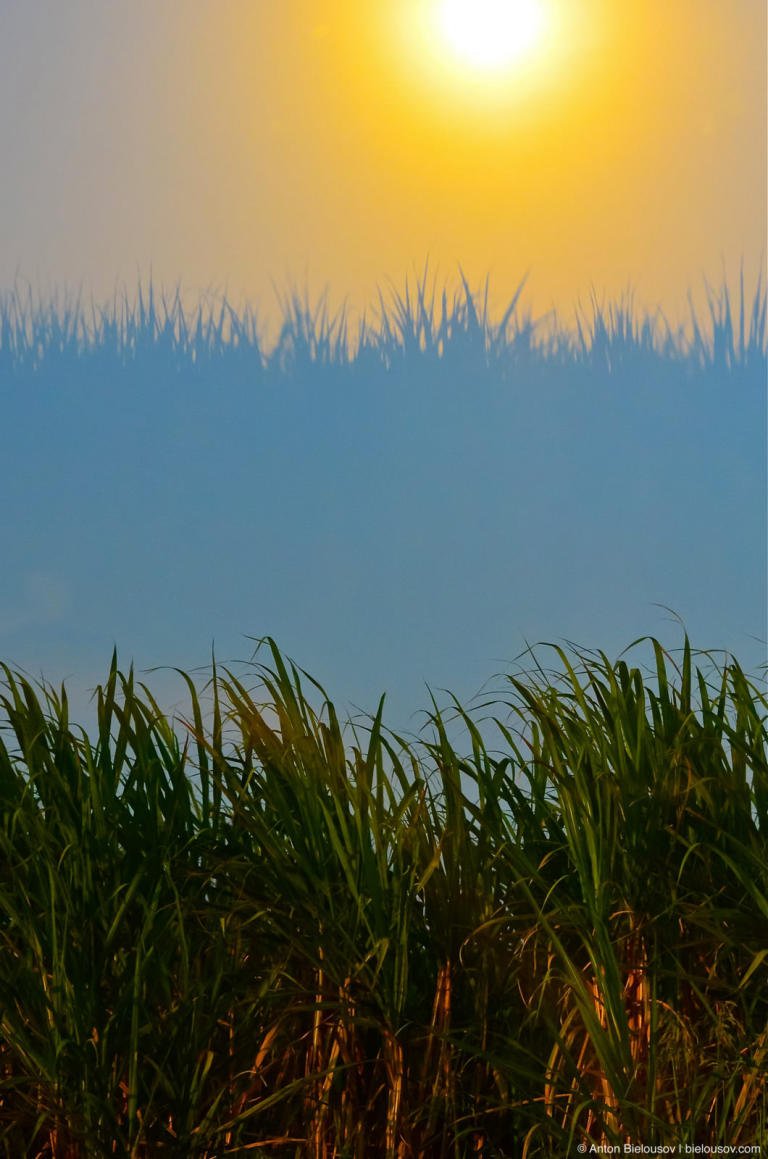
1,636,766,1155
1,268,765,379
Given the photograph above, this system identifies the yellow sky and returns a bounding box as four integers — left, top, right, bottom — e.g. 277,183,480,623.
2,0,765,326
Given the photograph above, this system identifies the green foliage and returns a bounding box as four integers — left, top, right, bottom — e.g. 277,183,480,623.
0,637,766,1156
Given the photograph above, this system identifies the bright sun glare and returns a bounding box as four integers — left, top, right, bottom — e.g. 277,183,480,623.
436,0,547,74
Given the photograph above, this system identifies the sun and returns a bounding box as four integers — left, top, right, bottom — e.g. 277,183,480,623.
393,0,571,124
436,0,548,75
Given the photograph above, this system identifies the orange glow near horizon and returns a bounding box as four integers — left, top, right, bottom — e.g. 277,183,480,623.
1,0,762,331
131,2,766,325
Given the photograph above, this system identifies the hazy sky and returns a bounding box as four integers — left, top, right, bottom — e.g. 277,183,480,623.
1,0,765,322
1,2,766,733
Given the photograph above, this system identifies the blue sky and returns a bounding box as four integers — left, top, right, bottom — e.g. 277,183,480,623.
3,295,765,737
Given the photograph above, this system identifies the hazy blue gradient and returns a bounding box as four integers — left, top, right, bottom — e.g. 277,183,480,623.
2,278,765,735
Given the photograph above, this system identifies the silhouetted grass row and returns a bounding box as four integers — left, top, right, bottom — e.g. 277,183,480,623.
1,269,765,380
0,636,766,1156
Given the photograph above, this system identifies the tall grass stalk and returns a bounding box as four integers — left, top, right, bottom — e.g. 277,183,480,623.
0,636,766,1155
